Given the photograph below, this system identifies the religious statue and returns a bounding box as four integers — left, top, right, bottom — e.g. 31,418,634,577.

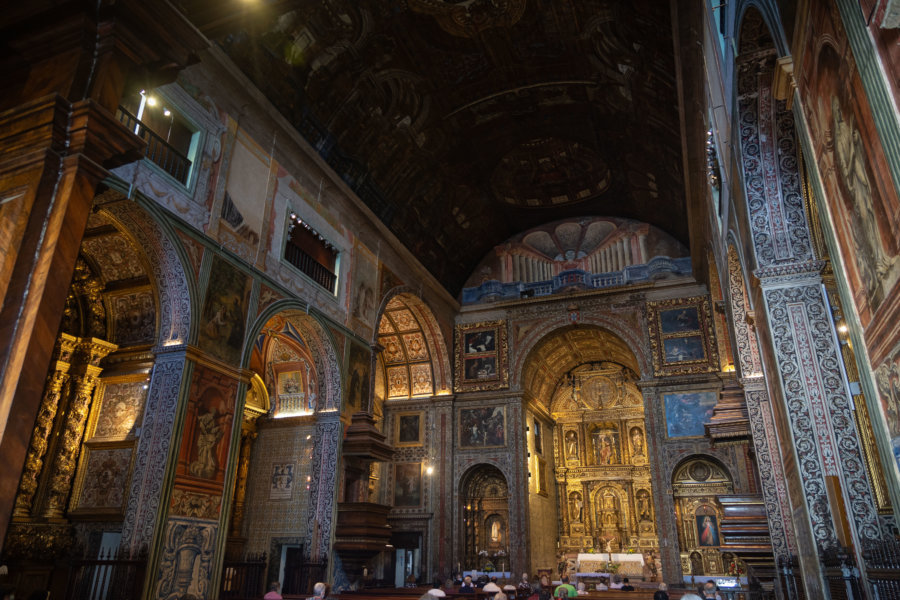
601,490,616,511
566,430,578,458
570,492,584,523
630,427,644,457
636,490,652,521
491,518,501,543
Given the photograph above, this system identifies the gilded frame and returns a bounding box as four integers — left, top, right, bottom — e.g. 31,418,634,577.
454,320,508,392
647,296,718,376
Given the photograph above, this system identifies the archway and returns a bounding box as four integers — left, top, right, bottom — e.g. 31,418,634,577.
459,464,510,574
520,324,656,579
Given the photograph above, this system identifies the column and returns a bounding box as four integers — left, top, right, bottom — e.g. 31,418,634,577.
622,235,632,266
11,333,77,519
42,337,117,519
121,348,189,554
229,429,258,538
306,411,344,562
638,233,650,264
616,239,625,270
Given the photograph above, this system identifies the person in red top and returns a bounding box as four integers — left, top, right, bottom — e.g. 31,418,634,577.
264,581,283,599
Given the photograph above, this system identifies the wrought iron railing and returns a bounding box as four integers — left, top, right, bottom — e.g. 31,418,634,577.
865,541,900,599
283,557,328,596
284,242,337,292
64,547,146,600
115,107,192,184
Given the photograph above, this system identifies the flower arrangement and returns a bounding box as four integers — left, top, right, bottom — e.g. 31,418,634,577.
606,562,621,574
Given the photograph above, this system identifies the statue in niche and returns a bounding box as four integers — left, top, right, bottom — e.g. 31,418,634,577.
570,492,584,523
601,490,616,511
565,430,578,458
491,517,502,543
636,490,652,521
630,427,644,457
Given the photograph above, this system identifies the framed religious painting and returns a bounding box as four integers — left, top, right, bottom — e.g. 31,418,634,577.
663,390,719,438
459,406,506,449
394,462,423,507
395,411,424,447
647,296,718,376
454,320,509,392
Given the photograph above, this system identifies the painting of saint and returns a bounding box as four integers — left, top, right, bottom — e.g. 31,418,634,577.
177,373,236,484
664,391,717,438
198,257,252,365
394,463,422,507
345,341,371,413
592,430,619,465
663,336,705,363
397,413,421,445
659,307,700,334
696,514,720,547
459,407,505,448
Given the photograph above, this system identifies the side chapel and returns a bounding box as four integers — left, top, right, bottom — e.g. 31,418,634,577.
2,1,900,599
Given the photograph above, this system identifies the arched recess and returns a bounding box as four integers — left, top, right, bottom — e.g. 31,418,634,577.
244,304,342,413
96,189,195,347
520,324,657,576
459,464,510,571
373,291,452,400
513,317,650,390
671,456,734,577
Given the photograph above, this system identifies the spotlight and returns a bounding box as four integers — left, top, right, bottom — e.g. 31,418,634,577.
146,96,158,106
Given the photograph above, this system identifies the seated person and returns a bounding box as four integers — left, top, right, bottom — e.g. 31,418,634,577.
553,575,577,599
459,576,475,593
428,579,447,597
483,577,502,597
620,578,635,591
503,579,517,594
701,581,722,600
609,575,624,590
596,577,609,591
575,582,588,596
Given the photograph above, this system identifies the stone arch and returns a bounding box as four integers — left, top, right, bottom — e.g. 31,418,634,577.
458,463,510,568
373,289,452,398
732,1,790,57
245,302,342,413
96,189,195,347
513,316,650,392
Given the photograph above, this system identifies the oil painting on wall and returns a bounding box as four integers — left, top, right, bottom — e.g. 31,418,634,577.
396,412,423,447
454,320,509,392
459,406,506,448
345,340,371,414
394,462,422,507
351,241,379,333
647,297,717,376
198,257,252,365
664,391,718,438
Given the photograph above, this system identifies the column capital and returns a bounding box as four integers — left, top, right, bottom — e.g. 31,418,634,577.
754,260,827,288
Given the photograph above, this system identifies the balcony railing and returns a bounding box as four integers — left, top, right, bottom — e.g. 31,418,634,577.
285,242,338,293
116,107,192,184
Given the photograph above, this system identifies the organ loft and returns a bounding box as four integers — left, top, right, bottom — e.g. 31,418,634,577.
1,1,900,599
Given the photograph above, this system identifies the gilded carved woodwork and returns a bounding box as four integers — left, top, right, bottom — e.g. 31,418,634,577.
42,338,117,519
12,333,78,519
230,429,257,537
551,362,658,552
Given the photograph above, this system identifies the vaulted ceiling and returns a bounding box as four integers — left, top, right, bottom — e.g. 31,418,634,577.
202,0,687,294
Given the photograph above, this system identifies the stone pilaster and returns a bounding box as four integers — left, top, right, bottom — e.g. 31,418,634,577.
306,411,343,562
120,349,189,554
42,337,117,519
12,333,77,519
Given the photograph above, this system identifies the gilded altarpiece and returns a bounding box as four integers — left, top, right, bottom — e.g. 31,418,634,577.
671,459,733,577
552,363,658,554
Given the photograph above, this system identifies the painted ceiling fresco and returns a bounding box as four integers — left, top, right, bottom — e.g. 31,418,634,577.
215,0,685,293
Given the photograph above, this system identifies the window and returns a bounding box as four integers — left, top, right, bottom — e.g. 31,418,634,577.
117,89,200,185
284,213,339,293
